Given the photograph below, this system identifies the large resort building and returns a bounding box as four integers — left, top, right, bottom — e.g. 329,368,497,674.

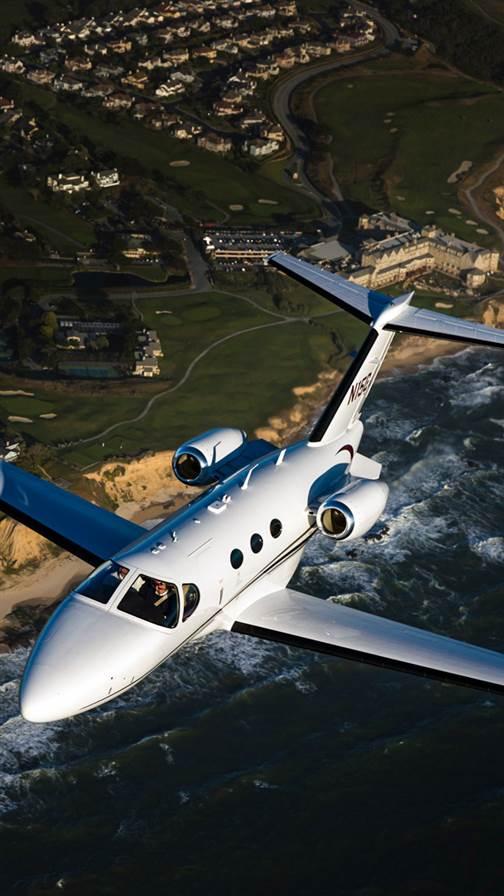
303,213,500,291
348,217,500,291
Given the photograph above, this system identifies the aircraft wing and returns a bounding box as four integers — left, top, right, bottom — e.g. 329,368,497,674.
268,252,389,323
231,588,504,695
384,304,504,348
0,460,144,566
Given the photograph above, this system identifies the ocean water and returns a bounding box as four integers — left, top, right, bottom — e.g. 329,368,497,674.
1,348,504,896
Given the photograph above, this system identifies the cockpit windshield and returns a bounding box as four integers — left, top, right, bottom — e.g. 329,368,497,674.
118,575,179,629
78,561,129,604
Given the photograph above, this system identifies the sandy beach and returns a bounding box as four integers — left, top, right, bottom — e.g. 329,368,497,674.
0,314,501,638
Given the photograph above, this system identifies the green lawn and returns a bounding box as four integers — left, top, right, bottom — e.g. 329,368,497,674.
313,57,504,244
0,395,56,418
17,82,320,226
0,280,367,467
61,308,365,468
0,177,95,250
0,267,488,471
0,264,74,292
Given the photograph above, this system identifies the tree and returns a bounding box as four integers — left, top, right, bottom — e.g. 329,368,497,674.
95,334,109,351
39,310,58,343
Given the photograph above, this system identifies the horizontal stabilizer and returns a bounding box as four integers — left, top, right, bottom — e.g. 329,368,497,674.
232,588,504,695
0,461,144,566
349,452,382,480
269,252,504,349
385,304,504,348
269,252,388,323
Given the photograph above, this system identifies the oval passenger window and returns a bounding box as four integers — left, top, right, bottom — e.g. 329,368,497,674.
182,583,200,621
250,533,263,553
230,549,243,569
270,519,282,538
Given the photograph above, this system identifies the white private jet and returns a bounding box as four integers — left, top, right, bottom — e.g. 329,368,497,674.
2,252,504,723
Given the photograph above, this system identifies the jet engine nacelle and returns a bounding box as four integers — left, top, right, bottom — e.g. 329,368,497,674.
172,427,247,486
316,478,389,542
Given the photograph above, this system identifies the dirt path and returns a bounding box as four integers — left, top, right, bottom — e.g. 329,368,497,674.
76,317,299,454
466,0,504,28
462,151,504,248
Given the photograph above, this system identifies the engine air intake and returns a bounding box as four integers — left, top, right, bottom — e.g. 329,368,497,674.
174,451,203,483
316,478,389,542
172,427,247,487
320,505,353,539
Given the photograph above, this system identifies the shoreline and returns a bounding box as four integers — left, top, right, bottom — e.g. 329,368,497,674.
0,326,497,643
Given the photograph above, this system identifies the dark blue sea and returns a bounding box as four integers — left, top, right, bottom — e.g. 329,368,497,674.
1,348,504,895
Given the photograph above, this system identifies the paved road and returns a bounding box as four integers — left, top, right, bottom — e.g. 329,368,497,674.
270,3,399,226
350,1,401,47
271,48,388,220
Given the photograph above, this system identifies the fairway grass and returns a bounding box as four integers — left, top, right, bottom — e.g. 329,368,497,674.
18,82,319,226
0,177,95,250
0,282,367,467
313,56,504,244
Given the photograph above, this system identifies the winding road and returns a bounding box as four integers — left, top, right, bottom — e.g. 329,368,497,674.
270,2,400,225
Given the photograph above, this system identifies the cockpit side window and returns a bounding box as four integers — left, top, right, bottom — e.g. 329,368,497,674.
78,561,129,604
118,575,179,629
182,583,200,621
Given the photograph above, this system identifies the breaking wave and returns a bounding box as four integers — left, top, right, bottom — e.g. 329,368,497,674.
0,346,503,889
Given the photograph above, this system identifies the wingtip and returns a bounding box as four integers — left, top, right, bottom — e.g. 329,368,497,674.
267,252,283,267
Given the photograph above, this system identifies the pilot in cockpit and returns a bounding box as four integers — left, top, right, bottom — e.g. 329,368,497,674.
119,575,178,628
142,579,178,628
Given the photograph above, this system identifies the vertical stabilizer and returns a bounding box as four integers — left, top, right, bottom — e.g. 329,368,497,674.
309,326,395,444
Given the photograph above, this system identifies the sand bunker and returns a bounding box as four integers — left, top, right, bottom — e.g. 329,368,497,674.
8,416,32,423
0,389,34,397
477,228,489,234
169,160,190,167
465,219,477,225
448,208,462,215
39,413,57,419
390,127,398,133
258,199,278,205
229,204,244,211
435,302,453,309
425,210,435,215
447,160,472,184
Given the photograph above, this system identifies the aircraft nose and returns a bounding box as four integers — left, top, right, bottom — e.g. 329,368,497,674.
20,663,73,723
19,596,171,723
19,598,113,722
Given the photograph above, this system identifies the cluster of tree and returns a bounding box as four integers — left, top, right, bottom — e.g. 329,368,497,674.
0,281,57,365
379,0,504,84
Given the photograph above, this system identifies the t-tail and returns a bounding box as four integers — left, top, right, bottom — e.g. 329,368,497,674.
269,252,504,445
